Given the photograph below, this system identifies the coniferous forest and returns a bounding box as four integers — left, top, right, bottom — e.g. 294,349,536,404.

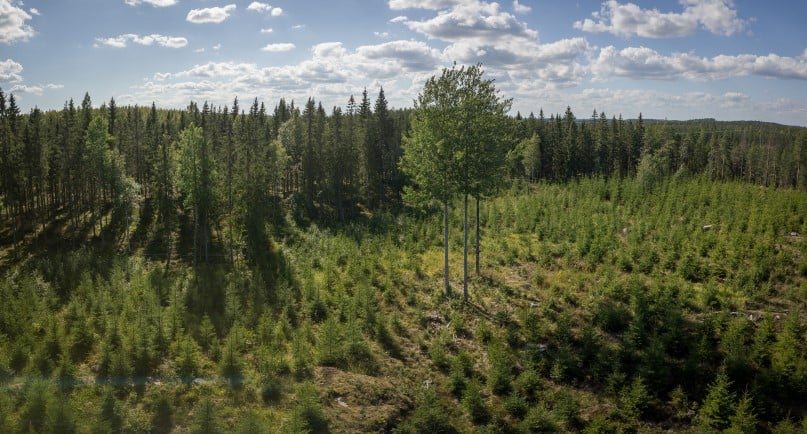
1,65,806,433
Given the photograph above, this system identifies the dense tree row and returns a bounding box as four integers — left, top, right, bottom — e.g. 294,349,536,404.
1,86,805,259
0,88,409,263
507,109,807,190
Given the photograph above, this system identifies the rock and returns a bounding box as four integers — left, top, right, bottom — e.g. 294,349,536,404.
335,396,349,407
703,224,713,230
790,231,800,237
193,377,208,385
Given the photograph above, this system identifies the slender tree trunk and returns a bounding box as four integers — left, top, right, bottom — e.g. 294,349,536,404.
475,196,480,276
193,204,198,267
463,193,468,303
443,200,450,297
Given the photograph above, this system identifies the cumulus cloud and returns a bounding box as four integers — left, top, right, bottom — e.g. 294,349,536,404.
29,7,39,15
591,45,807,81
247,2,283,16
9,83,62,95
403,1,537,43
260,28,273,34
374,31,390,38
512,0,530,14
0,0,35,43
187,4,236,24
95,33,188,48
574,0,746,38
262,43,295,52
388,0,461,10
0,58,23,82
356,40,442,72
389,0,590,86
124,0,177,6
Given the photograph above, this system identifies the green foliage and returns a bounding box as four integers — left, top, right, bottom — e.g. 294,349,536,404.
398,388,456,434
696,369,736,431
725,392,758,434
18,379,53,433
519,405,558,433
173,333,201,381
1,105,807,434
147,391,174,434
95,387,124,434
619,376,650,422
191,398,221,434
487,339,515,395
462,378,489,424
46,393,77,434
284,382,328,434
220,332,244,387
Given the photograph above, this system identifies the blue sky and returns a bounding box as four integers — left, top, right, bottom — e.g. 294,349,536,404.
1,0,806,125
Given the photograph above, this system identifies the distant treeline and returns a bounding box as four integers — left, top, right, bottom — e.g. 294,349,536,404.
1,88,805,248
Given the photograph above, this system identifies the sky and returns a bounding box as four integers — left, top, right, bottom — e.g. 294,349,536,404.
1,0,806,125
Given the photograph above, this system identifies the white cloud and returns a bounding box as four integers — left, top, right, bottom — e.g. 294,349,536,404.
125,0,177,6
403,1,537,43
194,48,205,53
0,0,35,43
292,24,305,30
312,42,348,59
388,0,461,10
574,0,746,38
356,40,442,72
95,33,188,48
247,2,283,16
389,15,408,23
591,45,807,81
262,43,295,52
0,58,23,82
213,43,221,51
512,0,530,14
29,7,39,15
187,4,236,24
374,31,390,38
260,28,273,34
9,83,62,95
392,1,589,86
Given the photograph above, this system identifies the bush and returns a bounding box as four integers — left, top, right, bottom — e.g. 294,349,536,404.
398,389,456,434
284,382,328,434
261,375,282,403
504,393,528,419
191,398,221,434
487,340,514,395
519,406,558,433
462,379,489,424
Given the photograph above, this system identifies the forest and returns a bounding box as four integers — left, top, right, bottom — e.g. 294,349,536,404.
0,64,806,433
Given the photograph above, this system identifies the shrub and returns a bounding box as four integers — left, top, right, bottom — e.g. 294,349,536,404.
398,389,456,434
191,398,220,434
284,382,328,434
487,340,514,395
462,379,489,425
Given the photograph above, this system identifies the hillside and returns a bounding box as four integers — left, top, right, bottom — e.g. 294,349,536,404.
1,177,806,432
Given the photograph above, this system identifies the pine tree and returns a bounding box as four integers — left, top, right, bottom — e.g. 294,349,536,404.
696,368,736,431
176,124,216,265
